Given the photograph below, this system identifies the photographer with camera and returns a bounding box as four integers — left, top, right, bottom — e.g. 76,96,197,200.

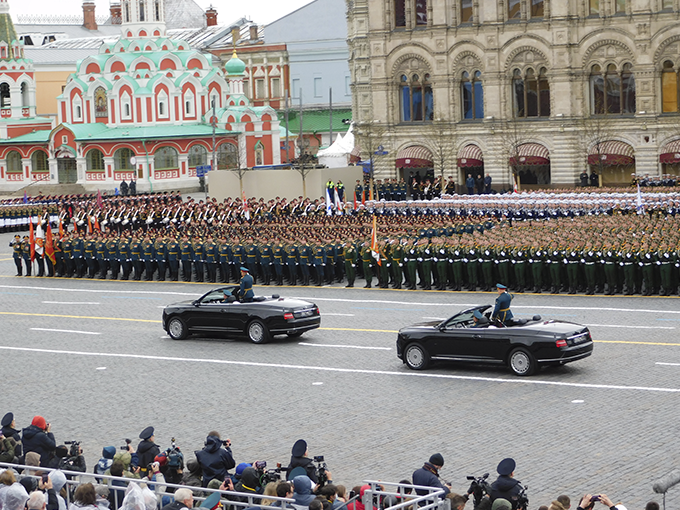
233,466,261,502
56,441,86,475
286,440,332,485
22,416,56,467
576,494,626,510
412,453,451,499
195,431,235,487
137,427,160,476
489,459,525,510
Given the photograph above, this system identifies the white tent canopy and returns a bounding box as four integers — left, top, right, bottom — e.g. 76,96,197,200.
317,123,356,168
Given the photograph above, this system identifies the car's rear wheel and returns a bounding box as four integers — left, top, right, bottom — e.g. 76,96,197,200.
167,317,187,340
247,319,270,344
287,331,303,338
508,348,536,376
404,343,429,370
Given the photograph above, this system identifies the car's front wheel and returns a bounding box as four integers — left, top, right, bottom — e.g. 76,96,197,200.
508,347,536,376
404,343,429,370
167,317,188,340
247,319,270,344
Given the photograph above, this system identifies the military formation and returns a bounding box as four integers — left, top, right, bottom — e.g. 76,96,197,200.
4,188,680,296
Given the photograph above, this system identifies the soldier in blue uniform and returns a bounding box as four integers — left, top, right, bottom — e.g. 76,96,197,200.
491,283,514,325
238,266,254,302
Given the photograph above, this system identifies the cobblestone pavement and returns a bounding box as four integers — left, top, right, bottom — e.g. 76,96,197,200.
1,231,679,509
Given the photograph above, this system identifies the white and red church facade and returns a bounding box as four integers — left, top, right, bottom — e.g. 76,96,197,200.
0,0,282,191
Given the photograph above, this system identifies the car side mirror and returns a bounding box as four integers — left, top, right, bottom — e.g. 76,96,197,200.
272,294,280,299
532,315,542,321
192,300,199,307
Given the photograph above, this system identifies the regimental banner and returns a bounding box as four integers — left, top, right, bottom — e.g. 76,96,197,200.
6,172,23,181
154,169,180,180
86,172,106,181
31,172,49,181
113,171,135,181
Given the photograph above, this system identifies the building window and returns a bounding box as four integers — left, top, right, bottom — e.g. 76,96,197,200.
292,78,300,99
123,0,130,22
6,151,21,172
114,148,135,170
314,77,322,97
590,63,636,115
662,60,679,113
155,146,178,169
254,141,264,166
139,0,145,21
217,143,238,169
184,90,195,116
513,67,550,118
395,0,406,27
461,71,484,120
615,0,626,13
73,95,83,121
0,82,10,108
188,145,208,167
86,149,105,171
508,0,521,19
460,0,473,22
0,44,7,59
21,82,29,107
415,0,427,25
400,73,433,122
662,0,673,9
121,92,132,120
31,151,48,172
255,79,265,99
531,0,544,17
154,0,161,20
589,0,599,15
271,78,280,98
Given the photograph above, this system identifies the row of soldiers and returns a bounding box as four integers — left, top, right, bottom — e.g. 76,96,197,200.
11,214,680,296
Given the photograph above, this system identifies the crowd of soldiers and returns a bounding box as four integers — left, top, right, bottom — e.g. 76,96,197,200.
4,189,680,296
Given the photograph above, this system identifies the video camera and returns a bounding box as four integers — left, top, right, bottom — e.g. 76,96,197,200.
64,441,81,458
255,461,285,486
313,456,329,488
120,439,132,450
466,473,490,509
516,483,529,510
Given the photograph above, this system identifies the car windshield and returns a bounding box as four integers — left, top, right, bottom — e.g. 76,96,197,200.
200,288,234,304
443,312,475,328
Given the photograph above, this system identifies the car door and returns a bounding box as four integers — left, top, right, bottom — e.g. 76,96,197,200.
435,325,480,359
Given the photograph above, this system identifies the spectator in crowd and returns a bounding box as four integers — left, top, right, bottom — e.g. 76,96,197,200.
484,173,493,194
96,447,117,476
292,475,316,508
28,490,47,510
234,467,261,503
0,470,17,503
346,485,375,510
271,481,294,509
159,489,192,510
0,434,17,464
645,503,659,510
136,427,160,476
94,486,109,509
259,482,279,506
1,413,22,458
286,440,318,483
22,416,56,467
465,174,475,195
194,432,235,487
108,461,129,510
538,506,549,510
310,497,330,510
68,483,99,510
318,485,343,510
490,459,522,510
48,471,68,510
412,453,451,498
444,494,468,510
2,483,29,510
548,495,570,510
180,459,202,489
492,499,512,510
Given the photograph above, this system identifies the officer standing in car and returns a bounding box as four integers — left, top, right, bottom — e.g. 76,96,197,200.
491,283,514,325
238,266,254,302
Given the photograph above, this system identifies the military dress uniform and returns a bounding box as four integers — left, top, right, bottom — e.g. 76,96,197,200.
180,239,193,282
343,243,357,288
166,238,180,281
10,236,22,276
130,238,143,280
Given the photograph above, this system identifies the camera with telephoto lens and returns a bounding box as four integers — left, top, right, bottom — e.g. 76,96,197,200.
515,483,529,510
64,441,81,458
466,473,490,509
256,461,284,485
120,439,131,450
313,456,328,489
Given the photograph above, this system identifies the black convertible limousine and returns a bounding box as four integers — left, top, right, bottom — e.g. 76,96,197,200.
396,305,593,376
162,286,321,343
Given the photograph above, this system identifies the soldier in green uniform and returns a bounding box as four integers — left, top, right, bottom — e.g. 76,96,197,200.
166,235,180,281
603,243,619,295
434,238,448,291
298,238,312,286
390,238,404,289
343,240,357,288
62,234,73,277
259,238,273,285
529,244,544,293
658,243,675,296
231,236,245,282
285,240,298,285
312,241,326,286
565,245,580,294
204,234,218,283
118,235,131,280
142,234,155,281
419,238,432,290
405,239,418,290
130,234,142,280
361,241,373,288
180,234,193,282
106,234,119,280
272,237,286,286
245,236,259,283
548,243,562,294
218,236,231,283
640,243,656,296
192,236,204,282
464,243,479,291
449,239,464,291
480,242,494,292
84,233,96,278
583,242,598,295
10,234,22,276
155,235,167,281
72,232,85,278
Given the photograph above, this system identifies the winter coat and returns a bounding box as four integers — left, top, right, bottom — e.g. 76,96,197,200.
21,425,55,467
1,426,21,457
160,501,188,510
489,475,521,509
136,440,160,471
412,463,450,498
292,476,316,508
286,456,317,483
194,436,235,486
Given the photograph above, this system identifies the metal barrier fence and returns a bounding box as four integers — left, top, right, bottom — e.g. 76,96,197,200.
0,462,295,510
0,462,452,510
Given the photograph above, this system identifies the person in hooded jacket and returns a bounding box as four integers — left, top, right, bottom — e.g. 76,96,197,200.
233,467,261,504
48,471,67,510
136,427,160,476
489,458,523,510
96,447,117,476
1,413,22,458
22,416,55,467
412,454,451,499
194,432,235,487
292,476,316,508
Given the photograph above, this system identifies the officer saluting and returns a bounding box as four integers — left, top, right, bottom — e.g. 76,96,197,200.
238,266,254,303
491,283,514,325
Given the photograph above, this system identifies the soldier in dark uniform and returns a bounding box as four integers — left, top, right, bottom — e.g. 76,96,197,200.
155,235,167,281
285,240,298,285
142,234,155,281
10,234,22,276
130,234,143,280
218,236,231,283
204,234,218,283
272,237,286,286
245,236,259,283
84,233,97,278
62,233,73,277
166,235,180,281
106,234,120,280
343,240,357,288
180,234,193,282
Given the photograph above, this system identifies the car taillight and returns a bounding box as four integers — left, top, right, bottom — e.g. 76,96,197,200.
284,313,294,320
556,339,567,348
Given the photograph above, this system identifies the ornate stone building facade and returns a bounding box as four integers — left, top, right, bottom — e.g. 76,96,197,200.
347,0,680,188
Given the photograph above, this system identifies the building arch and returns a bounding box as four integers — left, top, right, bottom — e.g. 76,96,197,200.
451,50,484,76
581,37,635,68
502,41,551,72
388,51,434,78
114,147,136,170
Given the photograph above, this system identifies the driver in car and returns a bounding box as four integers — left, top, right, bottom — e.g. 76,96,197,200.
491,283,514,325
472,309,490,328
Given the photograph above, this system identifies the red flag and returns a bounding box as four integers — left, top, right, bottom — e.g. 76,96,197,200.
242,190,250,220
59,219,64,239
29,221,35,262
361,189,365,206
370,215,381,267
45,223,55,265
87,215,93,234
95,217,101,232
353,191,357,211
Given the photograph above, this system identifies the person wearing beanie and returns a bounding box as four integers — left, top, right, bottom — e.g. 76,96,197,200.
490,458,523,510
412,453,451,499
21,416,55,467
1,413,22,458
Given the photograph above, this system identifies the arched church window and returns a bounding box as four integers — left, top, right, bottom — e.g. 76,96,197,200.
217,143,238,169
415,0,427,25
155,146,178,169
394,0,406,27
590,63,635,115
86,149,105,171
254,141,264,166
0,83,11,108
188,145,207,167
31,150,48,172
21,82,29,107
399,73,433,122
154,0,161,21
139,0,145,22
513,67,550,118
6,151,21,173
